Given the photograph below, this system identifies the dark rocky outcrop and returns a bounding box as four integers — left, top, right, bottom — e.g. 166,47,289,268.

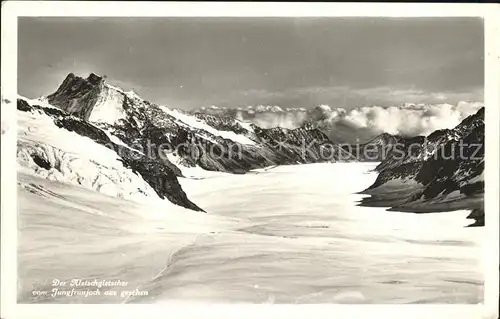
361,107,484,226
17,98,204,212
31,154,51,170
18,73,354,210
26,72,487,225
46,73,106,120
340,133,403,162
359,107,485,226
45,73,351,176
466,208,485,227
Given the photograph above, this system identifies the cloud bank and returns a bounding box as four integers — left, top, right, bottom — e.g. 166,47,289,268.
195,101,484,143
329,101,484,137
198,105,309,130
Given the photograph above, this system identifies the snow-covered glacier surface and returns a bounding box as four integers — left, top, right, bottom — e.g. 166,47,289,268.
18,163,483,304
17,105,158,201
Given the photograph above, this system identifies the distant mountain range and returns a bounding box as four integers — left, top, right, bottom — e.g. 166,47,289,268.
14,73,485,225
16,73,348,211
195,101,484,145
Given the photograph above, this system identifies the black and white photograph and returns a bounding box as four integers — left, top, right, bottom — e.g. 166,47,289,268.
1,2,499,319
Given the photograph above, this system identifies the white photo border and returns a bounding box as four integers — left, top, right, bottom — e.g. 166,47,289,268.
1,2,499,319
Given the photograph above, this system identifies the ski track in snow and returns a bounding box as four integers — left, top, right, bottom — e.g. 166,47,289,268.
17,163,484,304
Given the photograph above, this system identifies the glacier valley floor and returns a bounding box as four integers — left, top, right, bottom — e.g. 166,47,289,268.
17,163,483,304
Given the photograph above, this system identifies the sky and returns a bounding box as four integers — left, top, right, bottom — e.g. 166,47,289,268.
18,17,484,110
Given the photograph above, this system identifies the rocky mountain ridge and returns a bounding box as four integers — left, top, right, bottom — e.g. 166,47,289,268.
45,73,353,175
359,107,485,226
17,97,204,211
16,73,354,211
16,72,485,223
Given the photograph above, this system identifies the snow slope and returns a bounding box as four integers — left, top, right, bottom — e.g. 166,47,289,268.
17,98,158,202
160,107,257,145
42,73,348,175
18,163,483,304
17,172,239,304
88,84,127,124
361,108,485,219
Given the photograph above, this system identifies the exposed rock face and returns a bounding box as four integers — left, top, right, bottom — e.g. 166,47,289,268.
20,73,356,210
26,72,487,225
340,132,403,162
466,208,485,227
17,97,204,212
301,111,380,145
47,73,127,123
46,73,105,120
374,108,484,174
359,107,485,226
44,73,349,176
372,135,426,173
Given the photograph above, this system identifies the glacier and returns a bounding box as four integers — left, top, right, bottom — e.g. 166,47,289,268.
17,163,483,304
17,100,159,202
13,73,486,305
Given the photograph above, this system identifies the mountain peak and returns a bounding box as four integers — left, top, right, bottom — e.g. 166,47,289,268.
46,73,127,123
57,72,105,89
86,72,104,85
366,132,400,145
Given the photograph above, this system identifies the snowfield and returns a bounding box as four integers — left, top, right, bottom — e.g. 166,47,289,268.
159,106,257,145
17,163,483,304
88,84,127,124
17,105,158,202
